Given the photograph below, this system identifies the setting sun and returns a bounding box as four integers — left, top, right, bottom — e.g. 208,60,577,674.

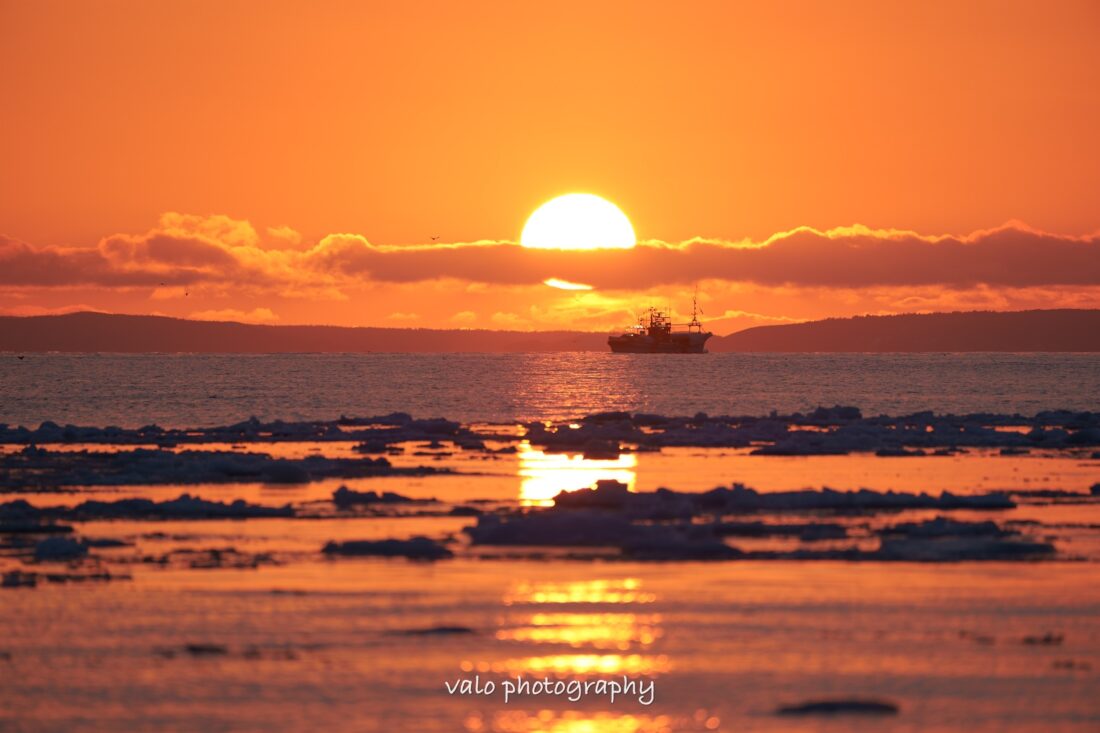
520,193,636,250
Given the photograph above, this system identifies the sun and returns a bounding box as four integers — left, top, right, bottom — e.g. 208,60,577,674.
520,193,636,250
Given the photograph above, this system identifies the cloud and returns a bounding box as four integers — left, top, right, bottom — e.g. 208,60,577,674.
3,216,1098,297
710,309,802,324
450,310,477,325
266,225,302,246
0,303,107,317
303,223,1100,290
189,307,279,324
490,311,527,328
386,311,420,321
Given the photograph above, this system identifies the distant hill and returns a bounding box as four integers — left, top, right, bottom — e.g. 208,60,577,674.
0,312,608,353
710,309,1100,352
1,309,1097,353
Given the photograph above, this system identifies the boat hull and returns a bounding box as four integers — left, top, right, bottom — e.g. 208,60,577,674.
608,332,711,353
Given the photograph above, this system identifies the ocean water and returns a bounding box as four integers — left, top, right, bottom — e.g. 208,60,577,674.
2,352,1098,428
4,352,1100,732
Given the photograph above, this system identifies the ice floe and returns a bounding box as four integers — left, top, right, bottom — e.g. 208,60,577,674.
331,486,437,508
153,642,302,660
4,407,1097,458
0,413,473,447
1,494,294,521
322,536,454,560
33,536,89,561
460,480,1055,561
396,626,476,636
525,407,1100,454
880,517,1013,538
876,536,1055,561
1023,632,1064,646
0,446,432,489
776,699,900,716
141,547,279,570
553,480,1015,516
1,568,128,588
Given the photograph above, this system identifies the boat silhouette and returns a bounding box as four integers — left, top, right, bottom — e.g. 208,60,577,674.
608,297,712,353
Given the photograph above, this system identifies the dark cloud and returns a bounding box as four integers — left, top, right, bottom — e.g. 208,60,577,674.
311,224,1100,289
0,237,175,287
99,233,238,268
3,219,1098,292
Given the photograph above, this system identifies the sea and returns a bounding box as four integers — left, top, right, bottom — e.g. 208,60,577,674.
2,352,1098,428
2,352,1099,732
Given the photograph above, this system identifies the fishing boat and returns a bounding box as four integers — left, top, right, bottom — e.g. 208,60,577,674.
608,298,712,353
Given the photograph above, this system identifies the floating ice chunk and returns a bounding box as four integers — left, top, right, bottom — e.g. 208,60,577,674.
398,626,476,636
958,630,995,645
332,486,436,507
339,412,413,427
0,494,294,522
726,486,1015,511
620,532,740,560
322,536,453,560
452,436,487,450
82,537,131,548
261,463,311,484
1008,488,1098,501
713,520,848,541
523,407,1100,453
0,446,405,489
1023,632,1064,646
2,570,37,588
875,448,927,457
353,440,393,454
808,406,864,422
465,510,740,559
148,547,278,570
876,536,1055,561
2,568,125,585
72,494,295,519
777,699,898,716
550,481,1015,517
1052,659,1090,670
0,520,74,535
466,511,639,547
33,536,88,561
552,480,633,510
881,517,1013,538
525,419,644,451
582,411,633,423
1,493,292,521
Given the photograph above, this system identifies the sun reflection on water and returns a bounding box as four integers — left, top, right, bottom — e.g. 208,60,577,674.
503,579,655,606
480,578,669,679
496,612,663,650
518,441,637,506
465,710,718,733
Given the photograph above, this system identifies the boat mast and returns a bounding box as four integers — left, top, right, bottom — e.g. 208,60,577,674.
689,288,702,331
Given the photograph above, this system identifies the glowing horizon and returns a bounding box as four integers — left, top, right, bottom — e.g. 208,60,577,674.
1,1,1098,332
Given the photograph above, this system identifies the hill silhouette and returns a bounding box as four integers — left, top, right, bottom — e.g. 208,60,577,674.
0,312,607,353
0,309,1097,353
709,309,1100,352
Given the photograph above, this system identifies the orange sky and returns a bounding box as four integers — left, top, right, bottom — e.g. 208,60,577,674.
2,0,1099,332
